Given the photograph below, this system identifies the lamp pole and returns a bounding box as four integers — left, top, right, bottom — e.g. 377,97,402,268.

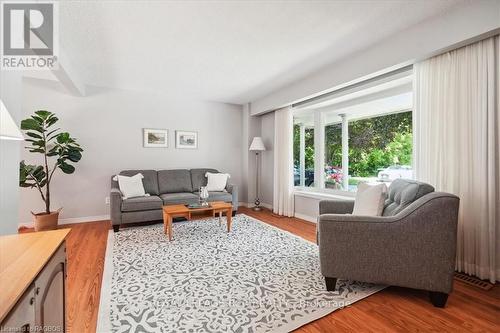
254,151,261,210
249,136,266,210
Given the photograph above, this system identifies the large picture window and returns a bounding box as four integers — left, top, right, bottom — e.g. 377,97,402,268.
293,69,413,192
293,125,314,187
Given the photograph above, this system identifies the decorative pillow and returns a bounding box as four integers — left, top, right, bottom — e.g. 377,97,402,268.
113,173,149,199
205,172,230,192
352,182,388,216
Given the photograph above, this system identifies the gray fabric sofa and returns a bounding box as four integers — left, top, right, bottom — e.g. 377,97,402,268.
317,179,459,307
110,168,238,232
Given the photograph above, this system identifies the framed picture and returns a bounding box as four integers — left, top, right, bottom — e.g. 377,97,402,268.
175,130,198,149
143,128,168,148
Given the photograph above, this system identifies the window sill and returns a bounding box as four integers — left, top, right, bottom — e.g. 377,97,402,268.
294,188,355,201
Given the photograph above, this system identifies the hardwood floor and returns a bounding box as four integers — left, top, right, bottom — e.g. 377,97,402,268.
43,207,499,332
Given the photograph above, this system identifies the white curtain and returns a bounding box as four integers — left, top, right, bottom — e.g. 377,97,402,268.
273,107,295,216
414,35,500,282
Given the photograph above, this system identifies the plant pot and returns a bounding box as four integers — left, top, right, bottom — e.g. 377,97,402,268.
32,209,61,231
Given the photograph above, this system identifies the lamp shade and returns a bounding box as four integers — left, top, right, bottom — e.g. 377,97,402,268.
249,137,266,151
0,100,23,141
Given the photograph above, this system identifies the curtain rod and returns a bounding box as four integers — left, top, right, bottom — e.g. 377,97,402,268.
290,64,413,109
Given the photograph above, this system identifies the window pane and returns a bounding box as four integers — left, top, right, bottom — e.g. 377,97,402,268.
324,123,344,190
348,111,413,191
293,124,314,187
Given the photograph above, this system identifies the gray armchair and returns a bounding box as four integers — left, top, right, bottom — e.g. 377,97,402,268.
317,179,459,307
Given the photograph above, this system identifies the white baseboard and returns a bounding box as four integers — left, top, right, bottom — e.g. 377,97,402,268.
294,212,317,223
20,214,110,228
239,202,272,210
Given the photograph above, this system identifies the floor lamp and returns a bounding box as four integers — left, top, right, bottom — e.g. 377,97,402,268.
249,137,266,211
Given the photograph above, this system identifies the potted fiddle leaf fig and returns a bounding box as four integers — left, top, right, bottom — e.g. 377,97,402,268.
19,110,83,231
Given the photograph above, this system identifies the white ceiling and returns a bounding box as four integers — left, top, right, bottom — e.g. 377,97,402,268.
47,0,465,104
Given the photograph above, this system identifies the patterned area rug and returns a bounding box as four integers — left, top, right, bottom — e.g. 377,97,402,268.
97,214,385,332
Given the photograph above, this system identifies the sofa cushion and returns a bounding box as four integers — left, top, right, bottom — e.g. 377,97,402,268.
205,172,230,191
119,170,159,195
190,168,218,191
194,191,232,203
383,179,434,216
122,195,163,212
352,182,387,216
158,169,193,194
113,173,147,199
160,192,199,205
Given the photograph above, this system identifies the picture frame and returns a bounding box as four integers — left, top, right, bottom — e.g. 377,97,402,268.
175,130,198,149
143,128,168,148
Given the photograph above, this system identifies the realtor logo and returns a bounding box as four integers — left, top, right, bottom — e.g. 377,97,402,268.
1,1,58,69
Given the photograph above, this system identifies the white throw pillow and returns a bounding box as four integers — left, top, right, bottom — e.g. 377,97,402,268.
112,173,149,199
352,182,388,216
205,172,230,192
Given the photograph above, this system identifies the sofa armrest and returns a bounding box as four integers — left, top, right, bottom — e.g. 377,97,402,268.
226,183,238,211
319,200,354,215
110,188,122,226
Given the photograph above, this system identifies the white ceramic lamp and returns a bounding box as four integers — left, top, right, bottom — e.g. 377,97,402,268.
0,100,24,141
249,137,266,210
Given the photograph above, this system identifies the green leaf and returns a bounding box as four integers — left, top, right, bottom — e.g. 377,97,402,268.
56,132,70,144
20,182,37,188
34,110,52,119
67,149,82,162
58,162,75,174
46,128,60,141
46,116,59,127
19,161,46,187
21,119,42,132
26,139,45,147
26,132,42,139
31,115,45,124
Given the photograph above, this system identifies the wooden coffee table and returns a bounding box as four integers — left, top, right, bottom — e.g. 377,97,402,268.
162,201,233,241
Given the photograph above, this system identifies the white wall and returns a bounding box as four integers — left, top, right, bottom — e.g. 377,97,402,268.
20,79,243,224
241,104,262,205
0,71,23,235
251,0,500,115
294,195,320,222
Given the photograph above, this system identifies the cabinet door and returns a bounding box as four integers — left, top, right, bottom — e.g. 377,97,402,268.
1,284,36,332
34,243,66,332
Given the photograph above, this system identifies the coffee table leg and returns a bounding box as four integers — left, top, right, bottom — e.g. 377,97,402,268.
163,212,167,234
168,215,173,241
226,208,232,232
219,211,222,225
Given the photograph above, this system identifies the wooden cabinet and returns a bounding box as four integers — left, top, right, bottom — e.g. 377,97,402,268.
1,285,36,332
0,230,70,333
34,243,66,331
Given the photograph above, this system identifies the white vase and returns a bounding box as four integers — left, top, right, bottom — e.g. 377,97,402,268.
200,186,209,206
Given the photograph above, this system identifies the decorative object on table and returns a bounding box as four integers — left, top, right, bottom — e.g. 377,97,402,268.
186,203,211,209
0,100,24,140
249,137,266,210
175,130,198,149
199,186,209,206
143,128,168,147
19,110,83,231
